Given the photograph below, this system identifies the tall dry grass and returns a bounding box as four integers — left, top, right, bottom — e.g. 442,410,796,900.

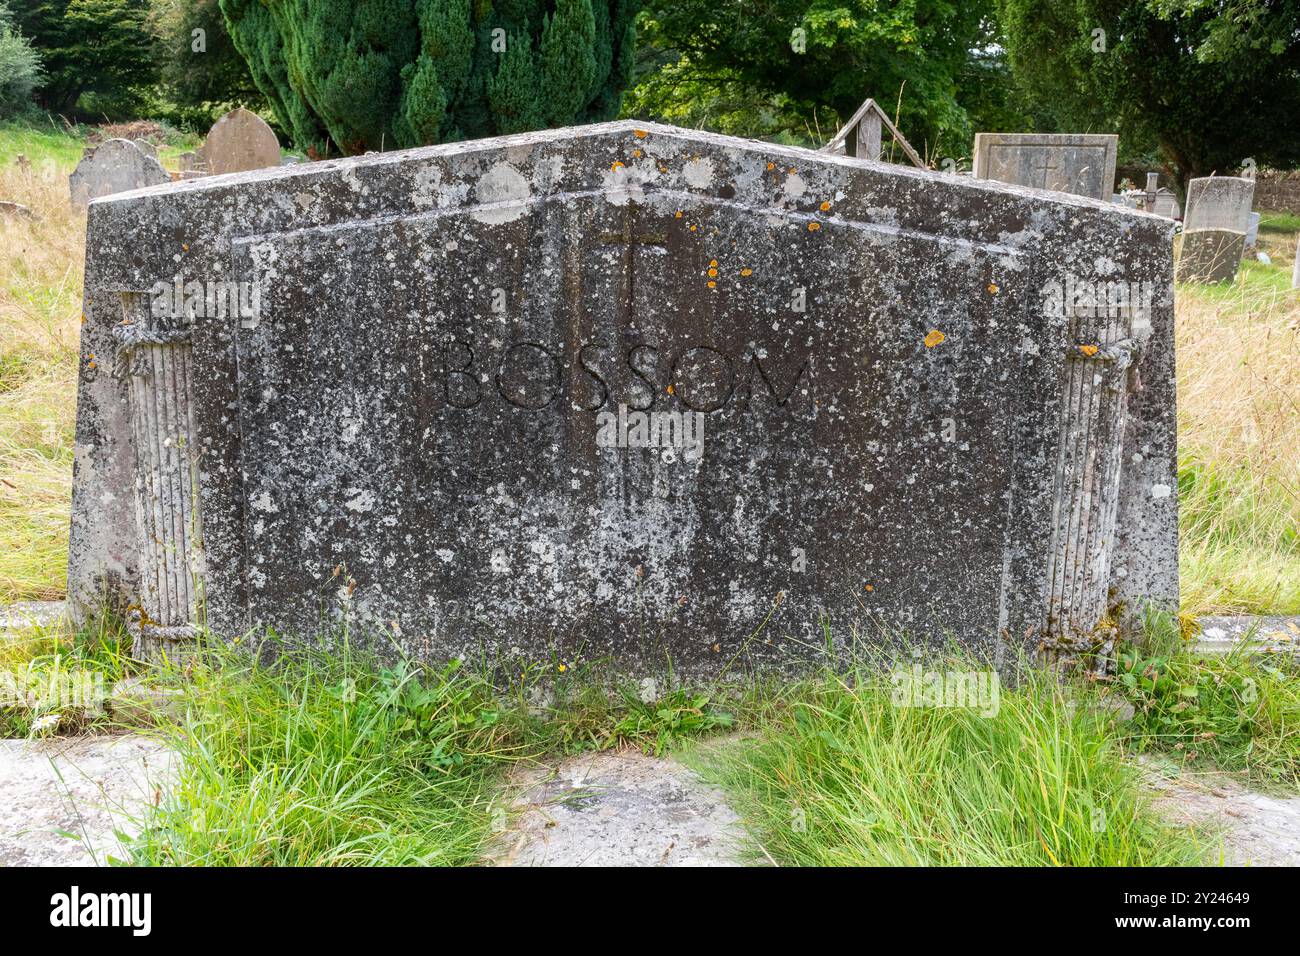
0,157,84,601
1176,255,1300,615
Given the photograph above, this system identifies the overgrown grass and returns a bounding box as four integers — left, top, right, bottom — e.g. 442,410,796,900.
16,615,1298,865
690,653,1207,866
0,615,130,736
0,125,84,603
126,639,529,866
1175,252,1300,615
6,624,741,865
1116,609,1300,787
0,119,88,171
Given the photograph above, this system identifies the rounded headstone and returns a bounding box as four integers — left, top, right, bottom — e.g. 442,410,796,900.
68,139,170,208
199,108,280,176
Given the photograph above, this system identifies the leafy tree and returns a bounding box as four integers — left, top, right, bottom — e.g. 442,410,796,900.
147,0,260,110
997,0,1300,193
630,0,1001,162
16,0,159,116
218,0,639,156
0,3,43,118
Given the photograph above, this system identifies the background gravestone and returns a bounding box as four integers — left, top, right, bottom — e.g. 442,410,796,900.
68,139,170,208
69,121,1178,675
1177,176,1255,283
1151,188,1181,220
1245,211,1261,249
198,107,280,176
972,133,1119,200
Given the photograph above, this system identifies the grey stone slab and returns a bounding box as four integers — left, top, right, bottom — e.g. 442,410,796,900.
972,133,1119,201
68,139,170,209
1177,176,1255,283
1145,760,1300,867
69,120,1178,676
1195,615,1300,656
0,735,174,866
0,601,65,632
485,750,747,866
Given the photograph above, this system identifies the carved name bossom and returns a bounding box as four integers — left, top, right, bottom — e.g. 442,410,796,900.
432,339,812,414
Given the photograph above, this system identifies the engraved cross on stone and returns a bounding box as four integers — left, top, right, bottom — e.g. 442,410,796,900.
1031,152,1060,189
599,205,669,328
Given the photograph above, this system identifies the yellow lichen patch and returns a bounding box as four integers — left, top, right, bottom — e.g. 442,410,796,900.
808,222,821,232
1079,344,1100,357
707,280,716,288
987,282,999,295
690,224,697,232
819,201,831,212
708,268,717,277
788,166,796,174
924,329,946,348
709,259,718,267
611,161,625,171
766,162,775,170
659,166,668,173
634,129,647,138
674,210,683,218
632,149,642,158
181,243,189,252
740,268,753,276
666,384,675,395
865,584,874,592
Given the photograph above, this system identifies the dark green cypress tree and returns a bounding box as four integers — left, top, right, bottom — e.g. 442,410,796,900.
220,0,639,156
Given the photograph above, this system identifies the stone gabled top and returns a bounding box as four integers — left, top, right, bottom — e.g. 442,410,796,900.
91,120,1169,222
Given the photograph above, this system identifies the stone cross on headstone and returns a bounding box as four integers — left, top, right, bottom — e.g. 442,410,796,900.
821,98,925,168
69,120,1178,675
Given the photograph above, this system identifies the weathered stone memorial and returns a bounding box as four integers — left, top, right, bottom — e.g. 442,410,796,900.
68,139,170,208
1177,176,1255,283
68,121,1178,676
973,133,1118,201
197,107,280,176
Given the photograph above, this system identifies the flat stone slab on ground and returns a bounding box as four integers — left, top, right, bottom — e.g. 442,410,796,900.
0,600,66,633
1196,615,1300,655
486,750,747,867
1145,761,1300,866
0,734,173,866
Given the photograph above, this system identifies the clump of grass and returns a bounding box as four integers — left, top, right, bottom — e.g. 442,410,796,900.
1116,608,1300,787
128,637,536,866
691,655,1206,866
0,615,131,736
